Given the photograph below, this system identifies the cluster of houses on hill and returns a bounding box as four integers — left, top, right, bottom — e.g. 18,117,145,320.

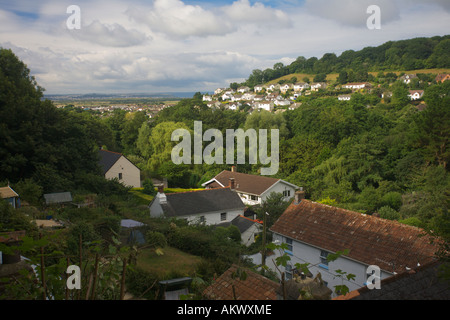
203,73,450,113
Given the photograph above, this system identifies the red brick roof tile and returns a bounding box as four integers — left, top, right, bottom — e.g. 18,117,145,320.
270,200,439,274
203,264,279,300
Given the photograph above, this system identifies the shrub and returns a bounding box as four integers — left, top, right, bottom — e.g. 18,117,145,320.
378,206,401,221
146,231,167,248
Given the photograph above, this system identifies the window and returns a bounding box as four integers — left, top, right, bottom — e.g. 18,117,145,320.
220,212,227,221
250,195,259,201
319,250,329,270
283,190,291,197
282,237,293,256
285,263,293,280
118,173,123,180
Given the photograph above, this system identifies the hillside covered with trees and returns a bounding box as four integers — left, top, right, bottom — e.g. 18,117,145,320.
240,35,450,88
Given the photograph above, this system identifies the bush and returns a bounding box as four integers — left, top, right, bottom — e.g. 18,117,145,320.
378,206,401,221
146,231,167,248
381,192,402,211
142,179,157,196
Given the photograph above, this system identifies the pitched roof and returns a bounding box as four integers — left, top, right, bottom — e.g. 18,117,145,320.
203,264,279,300
216,215,262,233
98,149,123,175
0,186,19,199
203,170,297,196
44,192,72,204
159,188,245,218
333,260,450,300
270,200,438,274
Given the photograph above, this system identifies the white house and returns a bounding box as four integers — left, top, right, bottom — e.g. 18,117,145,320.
408,90,424,100
343,82,371,90
202,95,213,102
99,149,141,188
274,98,291,107
400,74,418,84
269,192,438,297
254,85,265,93
216,215,263,247
310,82,327,91
255,101,274,111
293,82,310,92
280,84,293,93
148,185,245,226
242,93,256,101
231,94,243,102
202,167,300,206
338,94,352,101
237,86,251,93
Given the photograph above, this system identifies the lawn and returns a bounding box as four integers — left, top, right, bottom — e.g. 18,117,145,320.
136,246,204,278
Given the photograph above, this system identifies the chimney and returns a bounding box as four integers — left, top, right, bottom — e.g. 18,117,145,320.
231,166,237,172
294,189,305,204
157,185,167,204
229,178,235,191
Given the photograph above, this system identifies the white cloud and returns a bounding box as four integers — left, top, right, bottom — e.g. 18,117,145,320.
126,0,233,39
222,0,292,27
69,20,150,47
1,0,449,94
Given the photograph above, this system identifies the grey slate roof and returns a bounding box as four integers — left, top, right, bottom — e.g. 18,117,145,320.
159,188,245,218
335,261,450,300
216,215,261,233
44,192,72,204
98,149,122,175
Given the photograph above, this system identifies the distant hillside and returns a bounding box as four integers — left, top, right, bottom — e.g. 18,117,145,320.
265,68,450,86
241,35,450,87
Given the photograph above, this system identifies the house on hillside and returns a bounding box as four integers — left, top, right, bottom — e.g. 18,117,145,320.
338,94,352,101
202,167,300,206
216,215,263,247
408,90,424,100
255,101,274,112
399,74,418,84
310,82,327,91
293,82,310,92
203,264,279,300
343,82,371,90
254,85,265,93
237,86,251,93
0,186,20,209
435,73,450,83
269,191,439,297
98,149,141,188
148,185,245,226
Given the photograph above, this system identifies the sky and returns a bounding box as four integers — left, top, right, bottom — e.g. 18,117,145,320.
0,0,449,95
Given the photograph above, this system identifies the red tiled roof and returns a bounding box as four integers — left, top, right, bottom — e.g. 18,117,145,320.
206,170,282,196
269,200,439,274
203,264,279,300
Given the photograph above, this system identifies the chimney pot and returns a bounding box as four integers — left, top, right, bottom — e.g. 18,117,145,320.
157,185,164,194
